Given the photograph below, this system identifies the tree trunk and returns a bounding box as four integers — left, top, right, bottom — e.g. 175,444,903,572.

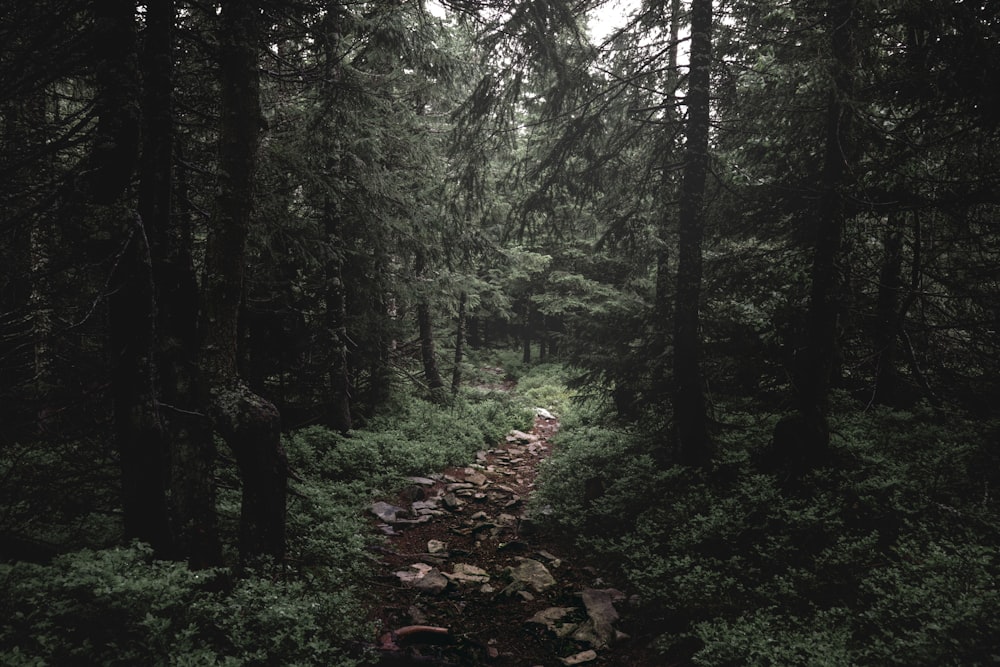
201,0,286,563
88,0,172,554
522,298,532,364
415,252,445,392
672,0,714,467
782,0,859,463
324,214,352,432
140,0,221,567
872,210,905,407
451,291,467,394
320,7,352,433
654,0,681,373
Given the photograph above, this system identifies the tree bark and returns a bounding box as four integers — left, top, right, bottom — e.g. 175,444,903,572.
319,7,352,433
88,0,173,554
782,0,859,462
522,298,532,364
672,0,714,467
140,0,221,567
415,252,445,393
872,210,905,407
451,291,467,394
201,0,287,563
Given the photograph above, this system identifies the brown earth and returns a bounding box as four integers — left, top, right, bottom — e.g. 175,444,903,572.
364,413,667,666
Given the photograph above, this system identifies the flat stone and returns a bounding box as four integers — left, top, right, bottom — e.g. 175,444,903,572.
411,499,439,512
442,493,462,510
559,650,597,665
503,558,556,595
507,430,538,444
394,563,449,594
444,563,490,585
571,589,621,648
371,501,407,523
427,539,447,554
406,476,437,486
466,471,488,486
526,607,575,631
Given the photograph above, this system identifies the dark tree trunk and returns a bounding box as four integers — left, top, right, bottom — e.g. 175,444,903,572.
320,7,352,433
88,0,172,554
782,0,859,463
451,291,467,394
653,0,681,401
415,252,445,392
141,0,221,567
522,299,532,364
672,0,714,468
201,0,287,563
872,210,905,407
324,210,352,432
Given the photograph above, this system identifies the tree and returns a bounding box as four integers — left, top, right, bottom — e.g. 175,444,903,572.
671,0,715,467
199,0,287,563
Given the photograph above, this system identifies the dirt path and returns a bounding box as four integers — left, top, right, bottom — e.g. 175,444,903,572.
365,412,660,666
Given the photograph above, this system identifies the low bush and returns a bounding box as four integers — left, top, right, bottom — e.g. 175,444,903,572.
534,397,1000,665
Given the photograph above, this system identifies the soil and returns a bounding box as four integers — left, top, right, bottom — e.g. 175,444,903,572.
364,412,667,666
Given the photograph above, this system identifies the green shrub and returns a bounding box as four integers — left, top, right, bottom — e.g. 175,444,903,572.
0,544,369,667
533,395,1000,666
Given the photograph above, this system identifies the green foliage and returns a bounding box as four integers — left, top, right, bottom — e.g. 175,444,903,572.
0,545,365,667
1,383,531,666
535,398,1000,665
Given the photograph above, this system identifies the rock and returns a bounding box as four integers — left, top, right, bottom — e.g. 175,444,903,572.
526,607,574,630
442,493,462,510
406,476,437,486
394,563,449,594
518,590,535,601
471,511,489,520
497,513,518,526
507,430,538,444
444,563,490,585
571,589,621,648
371,501,408,523
476,451,488,464
427,539,447,554
502,558,556,595
526,607,578,638
559,650,597,665
535,407,556,420
465,471,488,486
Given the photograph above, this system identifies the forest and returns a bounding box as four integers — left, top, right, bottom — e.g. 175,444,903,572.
1,0,999,665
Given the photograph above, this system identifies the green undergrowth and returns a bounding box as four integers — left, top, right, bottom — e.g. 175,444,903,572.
533,394,1000,666
1,382,535,666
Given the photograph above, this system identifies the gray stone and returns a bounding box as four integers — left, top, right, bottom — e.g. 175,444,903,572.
526,607,575,631
535,407,556,420
444,563,490,585
465,471,488,486
502,558,556,595
406,476,437,486
559,650,597,666
394,563,449,594
571,589,621,648
371,501,407,523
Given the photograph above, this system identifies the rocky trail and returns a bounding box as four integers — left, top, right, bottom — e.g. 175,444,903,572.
366,410,661,666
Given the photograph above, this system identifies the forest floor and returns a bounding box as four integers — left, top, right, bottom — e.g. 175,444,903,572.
365,408,666,666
